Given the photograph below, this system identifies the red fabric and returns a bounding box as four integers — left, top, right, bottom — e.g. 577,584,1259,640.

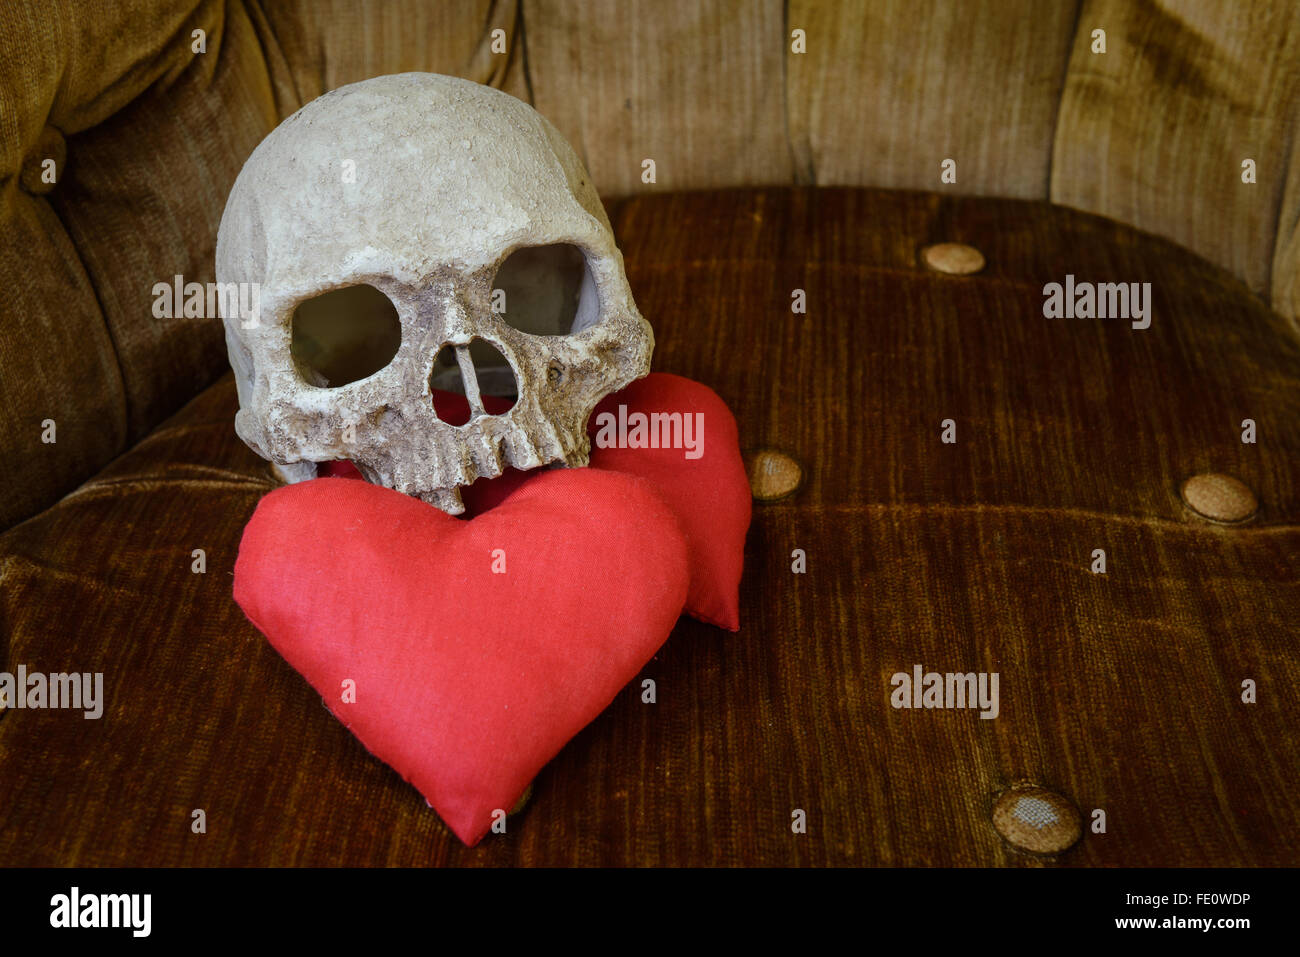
234,469,689,846
324,374,751,629
592,374,749,630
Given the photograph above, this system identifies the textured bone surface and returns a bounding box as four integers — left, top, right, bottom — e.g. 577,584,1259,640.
216,73,653,513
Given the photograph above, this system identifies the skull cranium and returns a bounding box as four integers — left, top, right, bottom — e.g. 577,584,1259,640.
216,73,653,513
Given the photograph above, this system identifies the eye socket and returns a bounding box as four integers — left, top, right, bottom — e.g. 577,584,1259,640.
291,283,401,387
489,243,600,337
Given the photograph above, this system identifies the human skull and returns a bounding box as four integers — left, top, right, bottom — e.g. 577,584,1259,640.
216,73,653,513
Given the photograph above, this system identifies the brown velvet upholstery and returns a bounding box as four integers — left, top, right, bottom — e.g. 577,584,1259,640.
3,189,1296,865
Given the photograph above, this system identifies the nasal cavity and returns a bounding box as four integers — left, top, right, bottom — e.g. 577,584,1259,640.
430,339,517,426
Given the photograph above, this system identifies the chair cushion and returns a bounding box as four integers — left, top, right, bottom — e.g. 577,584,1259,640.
1,186,1297,865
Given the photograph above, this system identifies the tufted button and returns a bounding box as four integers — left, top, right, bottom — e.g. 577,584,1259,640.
920,242,985,275
19,126,67,196
1180,473,1258,524
992,785,1082,855
744,449,802,501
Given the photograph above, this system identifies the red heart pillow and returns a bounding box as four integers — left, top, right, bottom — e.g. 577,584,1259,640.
234,468,689,846
591,373,750,631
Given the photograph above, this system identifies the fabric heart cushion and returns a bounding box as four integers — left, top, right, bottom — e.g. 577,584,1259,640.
235,467,690,846
591,373,750,630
